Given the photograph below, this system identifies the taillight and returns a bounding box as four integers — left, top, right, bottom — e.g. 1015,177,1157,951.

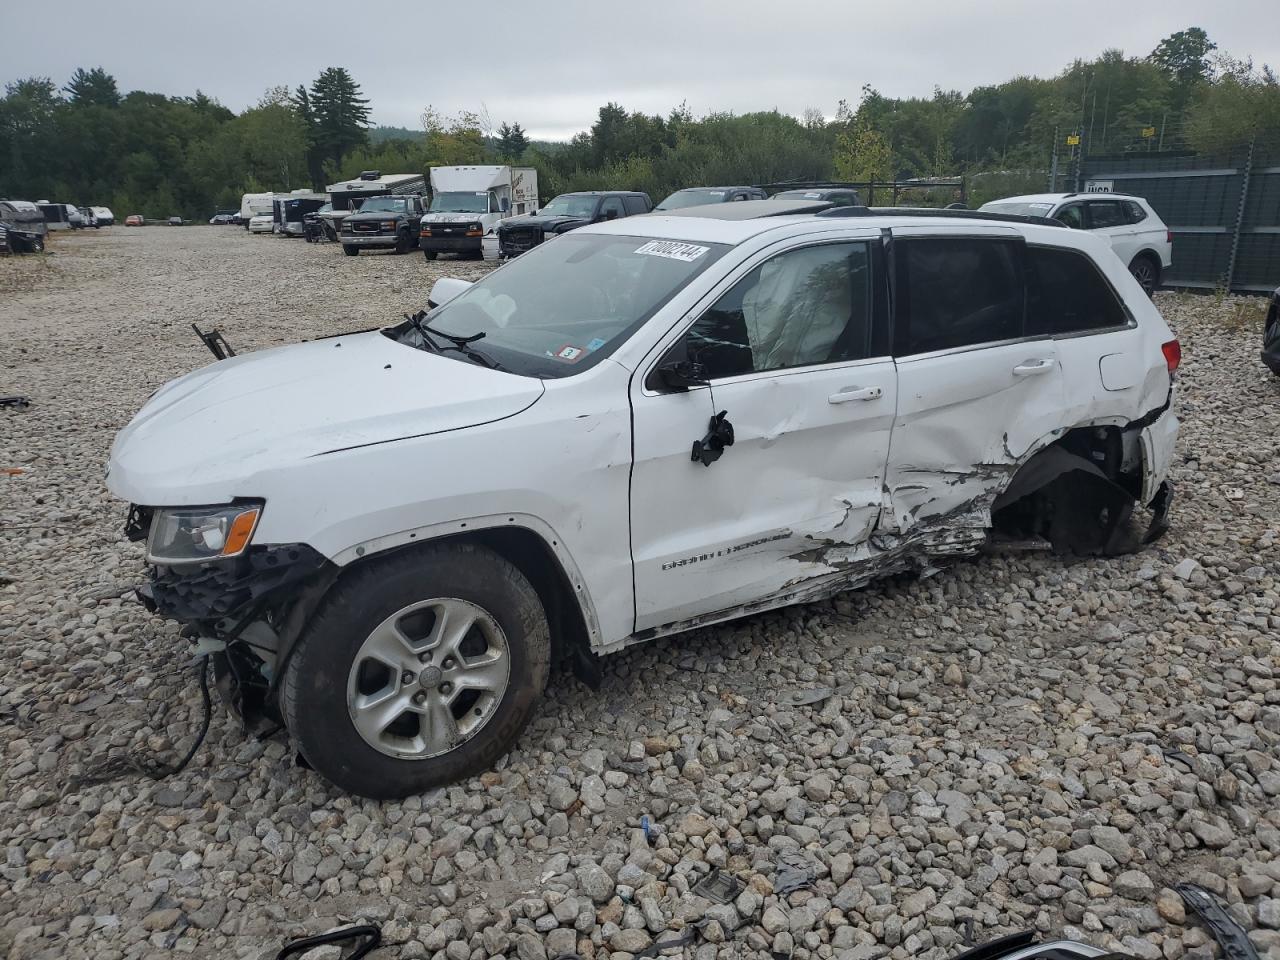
1162,339,1181,375
1167,230,1173,244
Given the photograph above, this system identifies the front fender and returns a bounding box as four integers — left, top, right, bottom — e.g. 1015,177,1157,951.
329,512,604,647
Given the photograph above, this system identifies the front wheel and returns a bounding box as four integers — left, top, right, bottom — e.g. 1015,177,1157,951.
394,230,411,254
280,543,551,799
342,244,359,257
422,250,438,261
28,236,45,253
1128,254,1160,297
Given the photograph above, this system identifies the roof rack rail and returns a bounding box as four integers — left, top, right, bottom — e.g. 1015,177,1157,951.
814,206,1067,227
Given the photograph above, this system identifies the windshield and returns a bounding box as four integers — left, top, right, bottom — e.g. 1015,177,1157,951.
389,233,728,378
657,189,730,210
540,195,597,218
979,200,1057,218
430,191,487,213
359,196,409,213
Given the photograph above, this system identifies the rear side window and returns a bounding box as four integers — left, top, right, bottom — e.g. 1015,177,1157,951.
1026,247,1129,335
599,197,626,219
895,238,1024,356
623,196,648,215
1124,200,1147,224
1087,200,1126,229
686,241,874,378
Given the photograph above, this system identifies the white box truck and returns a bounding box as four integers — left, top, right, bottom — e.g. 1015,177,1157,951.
418,165,538,260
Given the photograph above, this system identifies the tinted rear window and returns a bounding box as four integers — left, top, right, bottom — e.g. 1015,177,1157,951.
1026,246,1128,335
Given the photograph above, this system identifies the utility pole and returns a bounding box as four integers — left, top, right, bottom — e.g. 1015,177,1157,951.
1049,125,1059,191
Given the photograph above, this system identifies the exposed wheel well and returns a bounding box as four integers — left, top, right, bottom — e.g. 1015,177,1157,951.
992,424,1145,554
1130,249,1162,279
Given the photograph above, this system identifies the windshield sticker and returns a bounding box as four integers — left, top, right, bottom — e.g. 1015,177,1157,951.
554,344,585,362
586,337,607,352
803,192,821,198
708,191,725,196
1028,202,1054,210
634,240,710,263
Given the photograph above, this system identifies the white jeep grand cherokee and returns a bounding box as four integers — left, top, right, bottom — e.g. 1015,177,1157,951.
107,200,1180,798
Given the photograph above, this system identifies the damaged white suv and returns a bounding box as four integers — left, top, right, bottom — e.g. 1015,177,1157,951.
107,200,1180,798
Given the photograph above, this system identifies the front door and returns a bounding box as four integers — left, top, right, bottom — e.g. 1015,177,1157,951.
628,233,896,633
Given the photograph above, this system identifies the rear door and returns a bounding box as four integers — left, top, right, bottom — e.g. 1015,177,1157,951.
1084,199,1134,263
884,227,1067,534
628,230,896,631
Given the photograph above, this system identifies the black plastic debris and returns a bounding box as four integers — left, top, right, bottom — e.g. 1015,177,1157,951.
773,851,817,895
1176,883,1260,960
691,868,744,904
277,924,381,960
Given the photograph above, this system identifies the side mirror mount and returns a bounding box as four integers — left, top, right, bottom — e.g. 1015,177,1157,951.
427,276,473,310
603,208,619,220
656,359,709,391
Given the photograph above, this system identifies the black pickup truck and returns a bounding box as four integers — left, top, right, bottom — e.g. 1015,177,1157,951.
497,191,652,258
339,195,426,255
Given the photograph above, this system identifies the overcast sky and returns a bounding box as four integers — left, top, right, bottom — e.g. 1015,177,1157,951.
3,0,1277,141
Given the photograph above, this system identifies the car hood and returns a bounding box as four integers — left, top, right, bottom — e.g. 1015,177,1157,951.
422,213,485,224
345,210,408,223
107,331,545,505
500,214,588,233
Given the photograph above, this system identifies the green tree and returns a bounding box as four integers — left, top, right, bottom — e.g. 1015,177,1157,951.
421,106,486,164
63,67,120,107
496,121,530,160
1151,28,1217,87
1186,56,1280,154
305,67,370,174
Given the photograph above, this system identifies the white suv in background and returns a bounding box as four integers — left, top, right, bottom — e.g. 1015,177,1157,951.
980,193,1173,295
107,200,1180,798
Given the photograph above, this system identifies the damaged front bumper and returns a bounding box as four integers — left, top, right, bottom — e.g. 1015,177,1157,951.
127,507,336,723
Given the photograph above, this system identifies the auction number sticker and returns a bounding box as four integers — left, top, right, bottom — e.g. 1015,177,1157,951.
634,240,710,262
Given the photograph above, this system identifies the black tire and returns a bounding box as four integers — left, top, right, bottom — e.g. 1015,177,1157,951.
281,542,551,799
28,235,45,253
423,250,438,261
342,244,359,257
1129,254,1160,297
394,230,411,254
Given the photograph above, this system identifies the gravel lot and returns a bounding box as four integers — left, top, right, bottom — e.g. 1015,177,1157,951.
2,227,1279,960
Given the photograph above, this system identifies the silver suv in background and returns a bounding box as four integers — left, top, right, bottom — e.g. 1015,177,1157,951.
980,193,1173,295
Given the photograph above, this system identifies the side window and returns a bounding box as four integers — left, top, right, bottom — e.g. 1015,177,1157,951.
598,197,625,220
685,242,873,379
623,195,647,216
1124,200,1147,224
1055,204,1085,229
895,238,1024,356
1087,200,1125,229
1026,246,1128,336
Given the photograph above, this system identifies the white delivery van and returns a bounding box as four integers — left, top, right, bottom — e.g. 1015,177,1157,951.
418,165,538,260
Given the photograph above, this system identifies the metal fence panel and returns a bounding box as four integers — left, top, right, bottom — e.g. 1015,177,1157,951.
1076,143,1279,293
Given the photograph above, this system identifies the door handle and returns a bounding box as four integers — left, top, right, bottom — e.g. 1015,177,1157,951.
828,385,882,404
1012,358,1055,377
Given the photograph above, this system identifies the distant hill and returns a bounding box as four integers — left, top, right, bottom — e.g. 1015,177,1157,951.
368,125,422,144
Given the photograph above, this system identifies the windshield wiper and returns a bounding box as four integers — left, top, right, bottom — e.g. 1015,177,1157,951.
404,311,506,371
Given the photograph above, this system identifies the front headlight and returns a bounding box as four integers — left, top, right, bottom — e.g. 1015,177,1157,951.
146,502,263,564
382,220,397,230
